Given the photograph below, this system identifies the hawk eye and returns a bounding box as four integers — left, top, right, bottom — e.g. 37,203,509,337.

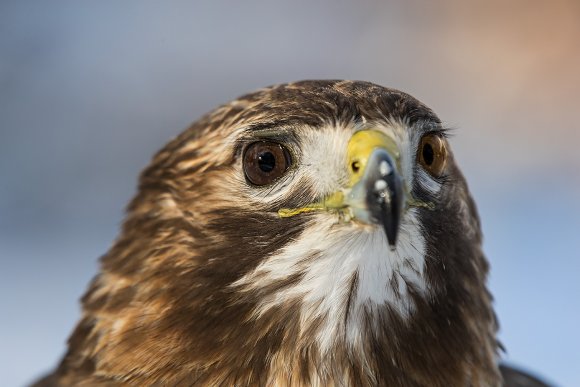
243,141,292,186
418,133,448,177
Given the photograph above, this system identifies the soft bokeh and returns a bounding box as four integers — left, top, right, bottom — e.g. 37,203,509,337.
1,1,578,386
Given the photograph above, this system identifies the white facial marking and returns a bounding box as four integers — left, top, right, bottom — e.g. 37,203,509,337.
416,168,442,196
238,124,351,205
234,210,428,354
233,122,446,356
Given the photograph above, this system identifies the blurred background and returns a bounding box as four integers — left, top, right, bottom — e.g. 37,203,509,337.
1,1,578,386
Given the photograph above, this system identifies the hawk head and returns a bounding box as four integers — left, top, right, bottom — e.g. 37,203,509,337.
50,81,500,386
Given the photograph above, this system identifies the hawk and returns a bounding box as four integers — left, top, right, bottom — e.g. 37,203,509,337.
33,81,547,386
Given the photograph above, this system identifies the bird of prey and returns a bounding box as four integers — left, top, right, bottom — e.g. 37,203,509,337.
33,80,549,386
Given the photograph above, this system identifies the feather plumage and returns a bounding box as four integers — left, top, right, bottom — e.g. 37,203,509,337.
34,81,506,386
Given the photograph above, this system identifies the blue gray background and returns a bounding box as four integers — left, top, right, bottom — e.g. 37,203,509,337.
1,1,579,386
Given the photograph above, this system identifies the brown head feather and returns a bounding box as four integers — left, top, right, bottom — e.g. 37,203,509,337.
35,80,501,386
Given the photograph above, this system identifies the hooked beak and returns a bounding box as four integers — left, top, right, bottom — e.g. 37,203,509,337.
343,130,404,249
278,129,405,249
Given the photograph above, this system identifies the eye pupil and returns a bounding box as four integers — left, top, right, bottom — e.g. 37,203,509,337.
243,141,292,186
417,133,448,178
422,143,434,166
258,152,276,172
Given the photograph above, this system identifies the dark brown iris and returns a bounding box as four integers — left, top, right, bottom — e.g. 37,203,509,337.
418,133,448,177
243,141,292,185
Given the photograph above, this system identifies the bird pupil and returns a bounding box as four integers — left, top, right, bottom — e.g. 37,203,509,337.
422,143,434,166
258,151,276,172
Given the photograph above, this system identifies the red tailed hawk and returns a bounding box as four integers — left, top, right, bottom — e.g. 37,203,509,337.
33,81,550,386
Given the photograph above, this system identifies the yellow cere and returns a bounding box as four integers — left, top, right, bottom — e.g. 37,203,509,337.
278,129,433,219
346,129,400,186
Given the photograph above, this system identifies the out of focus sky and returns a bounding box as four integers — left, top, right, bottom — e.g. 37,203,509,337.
1,1,579,386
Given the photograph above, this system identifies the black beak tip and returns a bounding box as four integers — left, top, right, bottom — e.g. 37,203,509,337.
375,175,402,251
362,149,404,251
384,220,399,250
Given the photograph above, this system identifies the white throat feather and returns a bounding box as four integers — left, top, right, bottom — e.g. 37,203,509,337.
234,207,429,354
